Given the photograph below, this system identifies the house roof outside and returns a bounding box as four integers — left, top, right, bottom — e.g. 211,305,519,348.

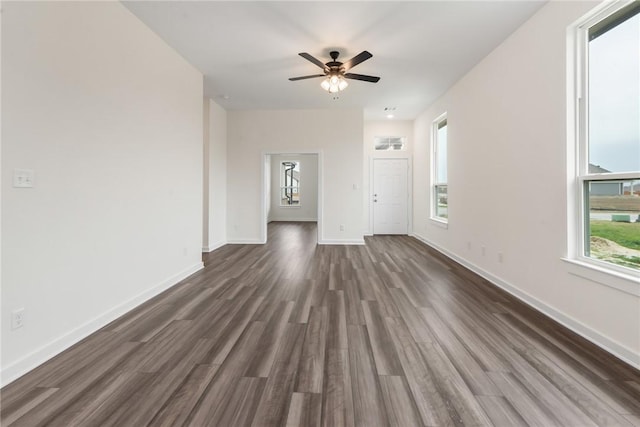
589,163,612,174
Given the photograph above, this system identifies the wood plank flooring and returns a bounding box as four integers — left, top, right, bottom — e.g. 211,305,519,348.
2,221,639,426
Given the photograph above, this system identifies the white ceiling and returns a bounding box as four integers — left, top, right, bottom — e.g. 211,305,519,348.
123,1,545,121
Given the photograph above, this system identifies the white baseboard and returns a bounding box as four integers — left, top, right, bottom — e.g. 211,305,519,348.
226,239,265,244
202,240,226,253
227,237,364,246
0,262,204,387
269,218,318,222
411,232,640,370
318,238,365,245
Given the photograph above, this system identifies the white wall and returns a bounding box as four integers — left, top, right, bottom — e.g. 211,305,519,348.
363,120,414,235
412,0,639,367
227,109,363,244
1,2,203,385
203,98,227,252
269,154,318,222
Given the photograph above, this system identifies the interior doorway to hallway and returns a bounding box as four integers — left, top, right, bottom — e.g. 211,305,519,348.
261,151,322,243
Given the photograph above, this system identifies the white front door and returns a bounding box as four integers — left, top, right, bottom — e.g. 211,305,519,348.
373,159,408,235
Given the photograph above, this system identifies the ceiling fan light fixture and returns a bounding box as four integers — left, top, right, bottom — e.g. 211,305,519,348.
321,73,348,93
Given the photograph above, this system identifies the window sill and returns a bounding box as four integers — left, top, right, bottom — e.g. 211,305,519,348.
562,258,640,296
429,217,448,229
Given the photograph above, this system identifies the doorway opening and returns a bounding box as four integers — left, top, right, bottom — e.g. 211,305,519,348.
261,151,322,243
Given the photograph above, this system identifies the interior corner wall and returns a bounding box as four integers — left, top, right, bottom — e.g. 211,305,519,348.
227,109,364,244
1,2,203,385
204,98,228,252
412,0,639,367
363,120,414,235
203,99,211,250
269,154,318,222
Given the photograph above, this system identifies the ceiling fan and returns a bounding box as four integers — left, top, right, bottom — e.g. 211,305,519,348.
289,50,380,93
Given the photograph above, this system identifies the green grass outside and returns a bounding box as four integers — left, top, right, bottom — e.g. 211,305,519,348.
611,254,640,269
590,220,640,250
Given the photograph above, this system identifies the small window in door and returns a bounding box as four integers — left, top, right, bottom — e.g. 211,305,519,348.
374,136,407,151
280,160,300,206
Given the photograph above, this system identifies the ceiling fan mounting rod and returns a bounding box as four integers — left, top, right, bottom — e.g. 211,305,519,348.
326,51,344,71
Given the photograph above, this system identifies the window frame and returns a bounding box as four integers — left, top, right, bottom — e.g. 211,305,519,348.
280,160,301,207
431,112,448,225
572,1,640,279
374,136,407,151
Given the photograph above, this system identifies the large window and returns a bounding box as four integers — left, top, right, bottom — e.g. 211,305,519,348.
576,2,640,273
432,114,448,222
280,160,300,206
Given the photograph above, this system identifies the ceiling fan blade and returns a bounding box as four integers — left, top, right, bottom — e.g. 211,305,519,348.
289,74,326,81
298,53,328,71
344,73,380,83
342,51,373,71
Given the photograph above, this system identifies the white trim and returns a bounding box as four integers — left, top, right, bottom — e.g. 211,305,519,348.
581,172,640,182
575,251,640,286
368,154,374,236
431,112,448,223
269,218,318,222
429,217,449,229
562,258,640,296
0,262,204,387
577,0,636,37
202,240,226,253
411,232,640,370
226,239,265,245
318,238,365,245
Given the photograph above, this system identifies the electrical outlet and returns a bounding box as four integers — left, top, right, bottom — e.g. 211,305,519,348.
498,252,504,263
13,169,35,188
467,241,471,251
339,224,345,232
481,246,486,256
11,309,25,330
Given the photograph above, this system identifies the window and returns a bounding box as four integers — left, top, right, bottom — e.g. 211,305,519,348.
280,160,300,206
432,114,448,222
576,2,640,273
374,136,407,151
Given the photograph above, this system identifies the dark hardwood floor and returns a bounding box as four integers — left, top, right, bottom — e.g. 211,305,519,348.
2,222,639,426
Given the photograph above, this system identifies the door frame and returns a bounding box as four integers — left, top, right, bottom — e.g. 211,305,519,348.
370,157,412,235
261,149,323,244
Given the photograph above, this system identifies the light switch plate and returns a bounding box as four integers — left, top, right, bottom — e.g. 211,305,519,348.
13,169,35,188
